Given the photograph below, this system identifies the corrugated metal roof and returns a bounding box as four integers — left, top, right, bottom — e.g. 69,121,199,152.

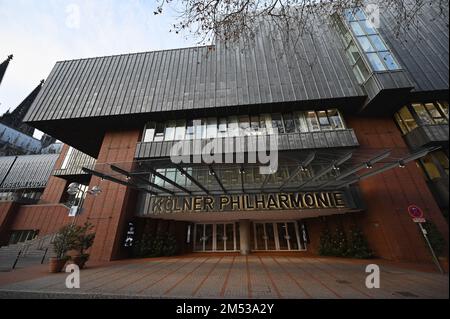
24,17,365,123
0,154,59,191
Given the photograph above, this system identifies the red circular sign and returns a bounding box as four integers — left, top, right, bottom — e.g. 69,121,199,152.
408,205,424,219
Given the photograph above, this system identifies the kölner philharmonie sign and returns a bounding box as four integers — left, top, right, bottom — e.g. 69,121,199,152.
144,191,359,215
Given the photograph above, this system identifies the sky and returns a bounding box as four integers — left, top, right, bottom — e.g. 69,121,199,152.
0,0,197,137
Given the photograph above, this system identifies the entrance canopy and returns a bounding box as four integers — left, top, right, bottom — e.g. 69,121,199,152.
83,146,439,196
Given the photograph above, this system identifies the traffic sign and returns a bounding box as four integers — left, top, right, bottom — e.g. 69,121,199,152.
408,205,424,219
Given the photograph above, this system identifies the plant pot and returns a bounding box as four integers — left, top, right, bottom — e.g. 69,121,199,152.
67,255,82,266
66,249,81,258
49,257,66,273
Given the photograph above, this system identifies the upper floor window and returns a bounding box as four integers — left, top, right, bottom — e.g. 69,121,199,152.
142,109,347,142
333,13,370,84
343,8,401,72
394,101,449,134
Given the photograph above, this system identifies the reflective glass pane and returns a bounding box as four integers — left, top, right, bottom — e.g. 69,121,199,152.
226,224,234,251
425,103,447,124
271,113,285,134
277,223,289,250
164,121,176,141
206,118,217,138
350,22,365,36
154,123,165,142
357,36,375,52
398,106,418,132
369,35,387,51
143,122,156,142
346,43,361,64
239,115,250,135
175,120,186,140
306,111,320,131
283,113,296,133
218,118,228,137
412,103,433,124
327,109,344,129
394,113,409,135
360,20,377,35
228,116,239,137
317,111,331,130
294,112,309,133
185,120,194,140
287,222,299,250
366,53,386,71
437,101,449,119
379,52,399,70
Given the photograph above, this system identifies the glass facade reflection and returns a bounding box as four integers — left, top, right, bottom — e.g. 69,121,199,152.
142,109,346,142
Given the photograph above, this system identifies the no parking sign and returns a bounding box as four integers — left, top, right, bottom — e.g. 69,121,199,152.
407,204,426,223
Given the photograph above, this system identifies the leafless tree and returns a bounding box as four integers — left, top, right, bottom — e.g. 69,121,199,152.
154,0,449,46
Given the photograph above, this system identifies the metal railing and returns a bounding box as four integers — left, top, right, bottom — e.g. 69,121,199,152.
10,233,56,270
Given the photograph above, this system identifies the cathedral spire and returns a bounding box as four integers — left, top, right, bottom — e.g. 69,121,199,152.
0,80,44,135
0,54,13,86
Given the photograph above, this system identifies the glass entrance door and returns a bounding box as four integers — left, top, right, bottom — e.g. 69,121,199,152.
194,223,237,252
253,221,306,251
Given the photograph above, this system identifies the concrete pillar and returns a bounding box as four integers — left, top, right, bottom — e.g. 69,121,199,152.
239,220,251,255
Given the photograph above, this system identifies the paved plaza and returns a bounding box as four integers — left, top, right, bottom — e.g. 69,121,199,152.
0,256,448,299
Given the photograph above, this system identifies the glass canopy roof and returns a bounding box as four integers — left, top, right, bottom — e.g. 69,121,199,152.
84,146,439,196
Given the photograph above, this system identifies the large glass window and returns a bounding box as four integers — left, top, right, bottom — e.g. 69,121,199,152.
175,120,186,140
218,118,228,137
394,102,449,134
206,118,217,138
271,113,285,134
333,14,370,84
164,121,176,141
142,109,347,142
343,8,401,72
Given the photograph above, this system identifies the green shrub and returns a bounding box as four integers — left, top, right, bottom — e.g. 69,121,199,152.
133,234,178,258
346,226,373,259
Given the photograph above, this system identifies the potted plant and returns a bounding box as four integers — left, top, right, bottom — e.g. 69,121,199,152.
77,227,95,269
50,225,77,273
66,222,95,269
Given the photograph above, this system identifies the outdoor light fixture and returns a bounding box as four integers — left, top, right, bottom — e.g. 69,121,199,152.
399,161,406,168
365,162,373,169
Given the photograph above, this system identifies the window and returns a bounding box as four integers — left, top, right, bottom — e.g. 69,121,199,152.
141,109,347,142
394,102,449,134
283,113,296,133
327,109,345,129
343,8,401,72
154,123,165,142
218,118,228,137
239,115,250,135
317,111,331,130
175,120,186,140
143,122,156,142
206,118,217,138
306,111,320,131
164,121,176,141
185,120,194,140
333,14,370,84
228,116,239,137
271,113,285,134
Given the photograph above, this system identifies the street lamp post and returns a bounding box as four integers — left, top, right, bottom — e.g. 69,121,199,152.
66,183,102,225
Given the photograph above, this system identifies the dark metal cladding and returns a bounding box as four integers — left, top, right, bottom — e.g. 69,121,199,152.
24,18,365,123
0,154,59,190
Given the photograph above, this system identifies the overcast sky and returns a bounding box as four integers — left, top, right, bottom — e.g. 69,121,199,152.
0,0,196,136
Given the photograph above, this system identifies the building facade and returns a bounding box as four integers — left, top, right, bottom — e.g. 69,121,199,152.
0,5,448,264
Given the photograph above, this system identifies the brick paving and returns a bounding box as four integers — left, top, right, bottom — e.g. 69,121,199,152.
0,256,447,299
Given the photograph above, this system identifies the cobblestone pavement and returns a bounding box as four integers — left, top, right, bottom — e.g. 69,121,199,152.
0,256,448,299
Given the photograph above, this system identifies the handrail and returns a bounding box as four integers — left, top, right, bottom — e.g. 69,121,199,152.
10,233,56,270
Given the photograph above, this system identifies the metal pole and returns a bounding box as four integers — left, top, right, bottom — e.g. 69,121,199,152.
418,223,444,274
71,188,86,226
